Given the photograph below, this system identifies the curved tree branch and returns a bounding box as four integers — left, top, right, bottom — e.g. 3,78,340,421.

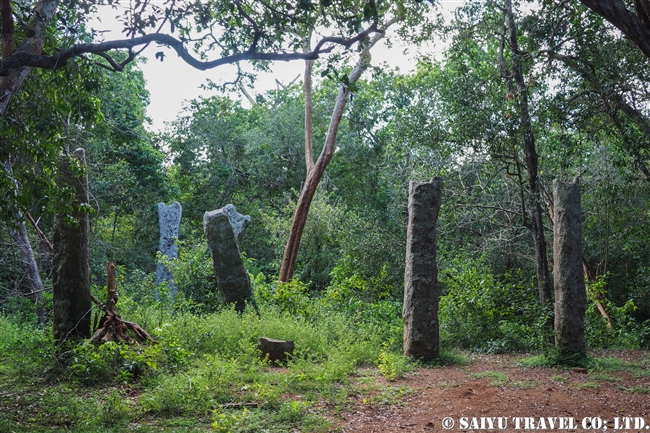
0,22,385,77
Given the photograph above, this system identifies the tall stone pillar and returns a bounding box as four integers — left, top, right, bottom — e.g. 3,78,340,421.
204,204,257,312
403,178,443,361
553,178,587,359
156,201,182,299
52,148,92,342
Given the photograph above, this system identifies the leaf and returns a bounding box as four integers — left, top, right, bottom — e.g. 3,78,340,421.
155,51,165,62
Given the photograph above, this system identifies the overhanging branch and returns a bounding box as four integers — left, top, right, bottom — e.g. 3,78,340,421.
0,24,384,76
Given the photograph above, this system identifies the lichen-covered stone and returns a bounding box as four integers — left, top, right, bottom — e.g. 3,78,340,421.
156,201,182,298
403,178,443,361
52,148,92,342
553,179,586,358
222,203,251,242
204,205,256,312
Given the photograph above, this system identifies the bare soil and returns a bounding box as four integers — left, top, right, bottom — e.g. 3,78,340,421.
338,351,650,433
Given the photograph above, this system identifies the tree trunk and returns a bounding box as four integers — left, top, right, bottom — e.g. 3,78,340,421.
52,148,92,343
278,26,394,282
0,0,58,117
579,0,650,60
278,86,349,282
503,0,552,305
10,214,43,304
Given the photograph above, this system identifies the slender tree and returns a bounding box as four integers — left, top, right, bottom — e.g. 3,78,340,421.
279,22,396,282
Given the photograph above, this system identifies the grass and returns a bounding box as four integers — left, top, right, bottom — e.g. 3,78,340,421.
577,382,600,390
552,374,569,382
617,386,650,394
469,371,509,386
0,295,415,433
589,373,623,381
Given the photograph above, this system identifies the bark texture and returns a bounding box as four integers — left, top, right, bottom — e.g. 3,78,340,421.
156,201,182,298
553,179,587,358
204,205,256,312
403,178,443,361
580,0,650,60
52,148,92,343
0,0,58,116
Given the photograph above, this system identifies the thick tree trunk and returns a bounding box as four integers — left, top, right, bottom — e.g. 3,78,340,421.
553,179,587,359
579,0,650,60
0,0,58,117
52,148,92,343
503,0,552,305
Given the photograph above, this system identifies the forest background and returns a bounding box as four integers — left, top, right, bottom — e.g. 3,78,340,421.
1,0,650,431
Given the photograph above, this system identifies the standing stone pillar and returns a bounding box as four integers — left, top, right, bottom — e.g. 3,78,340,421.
204,204,257,312
403,178,443,361
553,178,587,359
52,148,92,342
156,201,182,299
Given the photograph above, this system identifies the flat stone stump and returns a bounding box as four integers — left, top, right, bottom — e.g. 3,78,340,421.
553,178,587,358
258,337,294,363
403,178,443,361
203,205,256,312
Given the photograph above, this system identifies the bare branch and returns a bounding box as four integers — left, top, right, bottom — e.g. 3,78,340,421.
0,22,386,76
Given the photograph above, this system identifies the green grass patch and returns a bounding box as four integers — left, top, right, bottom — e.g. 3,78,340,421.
469,371,508,386
552,374,569,382
0,292,415,433
589,373,624,381
618,385,650,394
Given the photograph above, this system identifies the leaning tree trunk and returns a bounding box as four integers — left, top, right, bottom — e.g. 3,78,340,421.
10,215,43,304
52,148,92,343
502,0,552,305
278,25,394,282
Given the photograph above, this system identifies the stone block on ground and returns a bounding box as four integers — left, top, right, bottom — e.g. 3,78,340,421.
258,337,295,363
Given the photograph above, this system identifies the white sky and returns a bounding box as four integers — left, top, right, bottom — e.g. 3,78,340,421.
90,3,462,132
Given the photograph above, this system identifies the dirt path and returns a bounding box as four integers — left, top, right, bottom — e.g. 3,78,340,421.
338,352,650,433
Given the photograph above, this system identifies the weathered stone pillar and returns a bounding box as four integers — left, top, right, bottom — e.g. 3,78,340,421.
156,201,182,299
553,178,586,358
403,178,443,361
204,204,256,312
52,148,92,342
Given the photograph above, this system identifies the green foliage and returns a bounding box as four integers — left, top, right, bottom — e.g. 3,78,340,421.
439,257,549,352
377,346,413,381
166,238,219,309
67,339,189,385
